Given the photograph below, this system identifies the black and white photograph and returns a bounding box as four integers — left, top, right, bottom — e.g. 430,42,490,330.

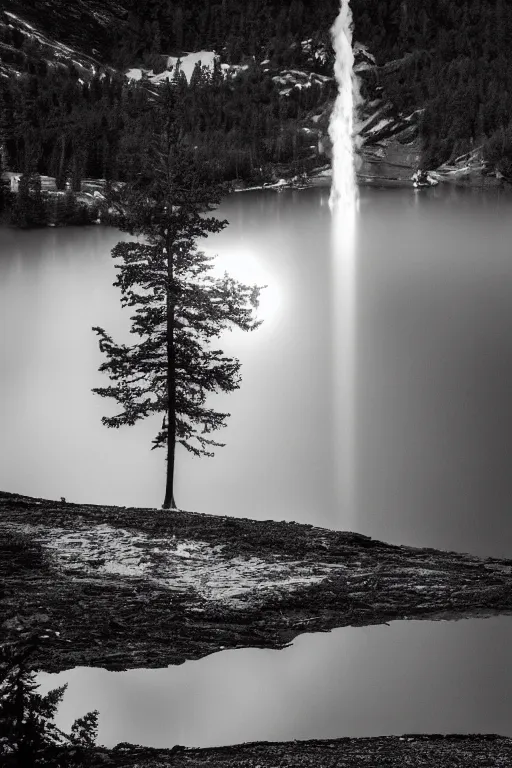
1,1,512,766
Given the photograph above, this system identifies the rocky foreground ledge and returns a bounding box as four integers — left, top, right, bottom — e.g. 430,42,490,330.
1,491,512,673
17,735,512,767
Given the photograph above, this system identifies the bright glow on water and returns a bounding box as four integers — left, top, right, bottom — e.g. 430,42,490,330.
203,243,282,329
331,205,357,526
329,0,359,523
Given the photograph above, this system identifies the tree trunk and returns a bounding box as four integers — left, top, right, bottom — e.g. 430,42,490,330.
56,135,67,191
71,152,82,193
163,235,177,510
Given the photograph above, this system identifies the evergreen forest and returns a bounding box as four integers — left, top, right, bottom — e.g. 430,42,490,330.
2,0,512,226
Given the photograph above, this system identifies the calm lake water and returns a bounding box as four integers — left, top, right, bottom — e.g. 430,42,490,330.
37,618,512,747
3,184,512,743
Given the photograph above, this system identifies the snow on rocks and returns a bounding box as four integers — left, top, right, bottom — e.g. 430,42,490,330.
1,11,100,80
165,51,216,81
127,52,218,85
126,54,251,86
4,11,89,61
412,170,439,187
2,522,346,610
353,42,376,64
300,38,329,65
125,68,145,81
220,63,250,76
364,118,394,136
354,62,373,74
271,69,331,97
4,11,36,31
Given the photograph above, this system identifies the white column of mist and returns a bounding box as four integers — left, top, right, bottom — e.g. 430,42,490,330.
329,0,359,527
329,0,359,210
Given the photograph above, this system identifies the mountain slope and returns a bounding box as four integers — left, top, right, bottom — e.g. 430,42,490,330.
2,0,512,191
2,0,127,62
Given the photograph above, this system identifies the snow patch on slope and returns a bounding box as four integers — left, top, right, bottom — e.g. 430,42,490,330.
272,69,331,96
300,38,329,66
353,42,376,64
3,522,345,610
364,118,394,136
127,51,217,84
165,50,216,81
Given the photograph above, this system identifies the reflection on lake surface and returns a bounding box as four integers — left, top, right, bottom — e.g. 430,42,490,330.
3,185,512,744
37,618,512,746
3,186,512,556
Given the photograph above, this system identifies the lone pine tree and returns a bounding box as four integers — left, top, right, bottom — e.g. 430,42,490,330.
93,84,262,510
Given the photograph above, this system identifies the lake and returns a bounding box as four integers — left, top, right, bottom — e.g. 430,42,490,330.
2,184,512,744
37,618,512,747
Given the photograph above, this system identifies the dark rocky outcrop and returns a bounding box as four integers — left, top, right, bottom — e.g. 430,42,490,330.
20,735,512,767
2,491,512,673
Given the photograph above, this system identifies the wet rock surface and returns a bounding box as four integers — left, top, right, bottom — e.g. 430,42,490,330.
2,490,512,673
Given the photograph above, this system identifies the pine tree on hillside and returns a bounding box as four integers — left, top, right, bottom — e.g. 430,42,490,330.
70,138,87,194
0,636,99,767
10,173,32,228
52,136,68,192
50,193,67,227
92,84,262,510
0,155,11,218
9,173,46,228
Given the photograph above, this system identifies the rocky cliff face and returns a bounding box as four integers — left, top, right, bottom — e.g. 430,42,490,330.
1,5,505,190
354,46,421,183
305,43,423,186
312,44,502,188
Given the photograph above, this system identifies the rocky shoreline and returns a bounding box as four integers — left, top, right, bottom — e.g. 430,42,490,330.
2,490,512,674
37,734,511,767
232,147,511,193
3,152,508,228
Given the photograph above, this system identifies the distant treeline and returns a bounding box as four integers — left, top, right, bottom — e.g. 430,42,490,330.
3,0,512,182
0,166,101,228
352,0,512,173
110,0,512,174
110,0,337,70
0,54,330,191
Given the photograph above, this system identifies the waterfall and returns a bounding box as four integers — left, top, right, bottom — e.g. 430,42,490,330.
329,0,359,526
328,0,358,209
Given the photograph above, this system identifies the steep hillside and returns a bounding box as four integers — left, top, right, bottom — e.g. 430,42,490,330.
2,0,127,64
2,0,512,199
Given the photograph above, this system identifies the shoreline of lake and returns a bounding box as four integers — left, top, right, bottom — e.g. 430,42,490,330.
2,490,512,675
2,164,510,234
46,734,512,767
